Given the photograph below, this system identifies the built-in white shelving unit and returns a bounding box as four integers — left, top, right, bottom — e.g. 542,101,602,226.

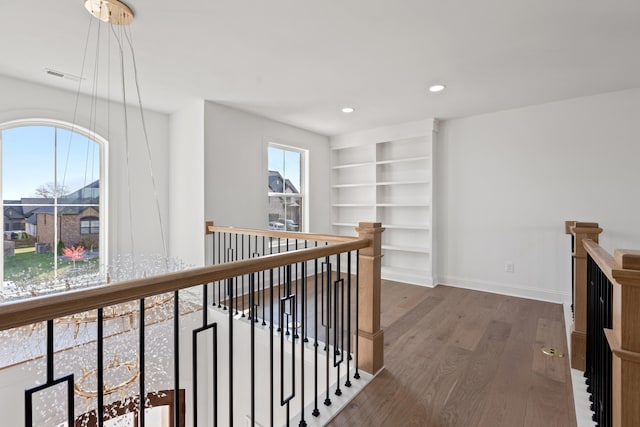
330,119,435,286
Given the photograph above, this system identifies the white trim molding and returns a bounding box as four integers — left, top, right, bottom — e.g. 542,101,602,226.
437,275,570,304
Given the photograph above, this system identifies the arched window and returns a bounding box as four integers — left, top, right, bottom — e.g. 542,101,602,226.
1,120,106,289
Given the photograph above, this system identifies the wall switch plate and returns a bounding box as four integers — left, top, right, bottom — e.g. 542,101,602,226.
505,262,515,273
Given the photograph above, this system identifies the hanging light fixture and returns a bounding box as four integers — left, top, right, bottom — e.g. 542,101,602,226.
84,0,135,25
15,0,201,422
0,2,198,424
75,0,172,280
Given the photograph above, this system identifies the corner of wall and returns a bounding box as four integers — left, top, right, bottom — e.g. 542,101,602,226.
168,101,206,266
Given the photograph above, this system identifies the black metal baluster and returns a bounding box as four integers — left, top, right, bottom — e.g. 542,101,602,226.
571,233,575,316
286,239,290,336
25,320,74,427
249,235,264,322
239,234,243,317
598,266,604,424
97,308,104,427
592,256,598,417
231,233,244,316
278,238,282,332
324,257,332,407
223,233,227,311
354,250,360,380
193,326,219,427
299,260,307,427
212,231,216,309
321,261,325,332
601,263,612,427
586,255,614,427
218,232,223,309
247,235,250,320
345,251,352,388
193,286,204,427
139,299,146,426
312,245,320,417
605,275,609,425
174,291,180,427
263,236,267,325
250,273,256,426
295,239,299,339
280,265,296,427
304,240,309,342
251,249,261,324
68,373,75,425
594,263,600,421
334,254,343,397
228,277,234,427
584,256,596,394
213,320,218,427
605,271,612,427
270,267,274,427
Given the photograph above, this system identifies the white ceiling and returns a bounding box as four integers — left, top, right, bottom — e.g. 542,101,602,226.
1,1,639,136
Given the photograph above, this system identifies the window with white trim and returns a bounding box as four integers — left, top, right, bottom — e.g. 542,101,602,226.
80,216,100,235
268,144,304,232
1,122,105,290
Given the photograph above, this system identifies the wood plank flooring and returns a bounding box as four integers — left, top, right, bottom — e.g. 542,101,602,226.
328,281,577,427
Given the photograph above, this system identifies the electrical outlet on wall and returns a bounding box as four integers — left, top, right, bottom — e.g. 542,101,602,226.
505,262,515,273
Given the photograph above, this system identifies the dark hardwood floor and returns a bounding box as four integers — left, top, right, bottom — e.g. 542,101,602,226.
327,281,577,427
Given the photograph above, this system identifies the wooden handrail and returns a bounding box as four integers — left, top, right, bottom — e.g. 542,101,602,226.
584,239,640,288
583,239,616,284
206,223,359,243
0,238,368,332
567,222,640,427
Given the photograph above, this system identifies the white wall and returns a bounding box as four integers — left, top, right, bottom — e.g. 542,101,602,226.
169,101,205,266
0,74,170,263
436,88,640,303
203,102,331,233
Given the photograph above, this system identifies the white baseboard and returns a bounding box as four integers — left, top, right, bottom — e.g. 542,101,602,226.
437,275,570,304
382,270,434,287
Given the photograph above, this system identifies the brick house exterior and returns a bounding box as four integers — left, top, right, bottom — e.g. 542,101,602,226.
36,206,99,250
1,181,101,250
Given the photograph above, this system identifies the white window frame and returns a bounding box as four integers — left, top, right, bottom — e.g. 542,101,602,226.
80,216,100,235
267,142,307,233
0,118,108,285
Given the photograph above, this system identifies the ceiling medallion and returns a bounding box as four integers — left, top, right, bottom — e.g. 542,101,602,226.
84,0,134,25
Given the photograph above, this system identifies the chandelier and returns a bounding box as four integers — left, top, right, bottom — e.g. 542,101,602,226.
0,2,198,425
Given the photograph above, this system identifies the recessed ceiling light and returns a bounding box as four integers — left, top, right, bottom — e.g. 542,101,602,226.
341,106,355,114
429,84,446,93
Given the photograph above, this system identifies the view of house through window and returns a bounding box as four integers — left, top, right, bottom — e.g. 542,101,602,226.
268,144,304,231
1,124,102,296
